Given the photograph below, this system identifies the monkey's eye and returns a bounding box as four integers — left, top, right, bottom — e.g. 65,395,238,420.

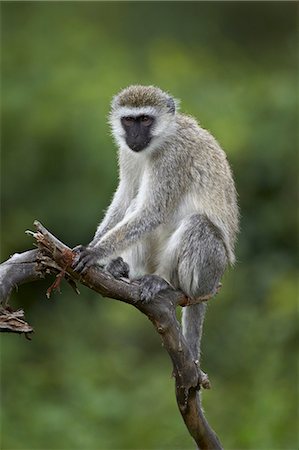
122,117,135,127
140,115,153,127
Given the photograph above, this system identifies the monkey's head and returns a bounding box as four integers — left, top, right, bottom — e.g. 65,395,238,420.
109,85,178,153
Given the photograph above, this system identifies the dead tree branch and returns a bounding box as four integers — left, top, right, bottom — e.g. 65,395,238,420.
0,220,223,450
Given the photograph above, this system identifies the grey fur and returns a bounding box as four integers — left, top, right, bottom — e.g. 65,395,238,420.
182,303,207,361
138,274,171,303
172,214,227,359
105,257,130,279
75,85,239,364
169,214,227,298
112,85,175,109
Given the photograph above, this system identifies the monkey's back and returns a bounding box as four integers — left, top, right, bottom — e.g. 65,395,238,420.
174,114,239,264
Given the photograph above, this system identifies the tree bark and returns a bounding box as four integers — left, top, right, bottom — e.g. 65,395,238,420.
0,221,223,450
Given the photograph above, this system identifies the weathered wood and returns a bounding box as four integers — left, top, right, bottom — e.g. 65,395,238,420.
0,221,222,450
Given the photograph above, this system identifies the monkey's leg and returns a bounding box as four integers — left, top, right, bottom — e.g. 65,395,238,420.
180,215,227,362
157,214,228,362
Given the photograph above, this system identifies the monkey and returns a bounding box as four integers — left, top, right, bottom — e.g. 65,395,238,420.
73,85,239,367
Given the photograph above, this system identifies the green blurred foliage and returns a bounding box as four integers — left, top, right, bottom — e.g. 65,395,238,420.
1,2,298,449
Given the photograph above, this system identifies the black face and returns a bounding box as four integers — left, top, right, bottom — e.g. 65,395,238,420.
121,115,154,152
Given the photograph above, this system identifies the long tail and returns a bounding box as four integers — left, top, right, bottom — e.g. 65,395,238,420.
182,303,207,361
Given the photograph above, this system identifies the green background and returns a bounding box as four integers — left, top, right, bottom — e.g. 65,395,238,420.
1,2,298,449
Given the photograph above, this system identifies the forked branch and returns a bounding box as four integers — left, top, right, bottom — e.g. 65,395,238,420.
0,221,222,450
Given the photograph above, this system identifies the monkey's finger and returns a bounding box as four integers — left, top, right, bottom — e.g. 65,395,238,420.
71,245,86,268
73,244,85,253
74,253,100,274
72,259,86,273
71,247,91,269
72,254,92,272
140,286,152,303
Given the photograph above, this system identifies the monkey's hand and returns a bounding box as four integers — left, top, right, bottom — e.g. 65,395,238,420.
138,274,172,303
72,245,105,274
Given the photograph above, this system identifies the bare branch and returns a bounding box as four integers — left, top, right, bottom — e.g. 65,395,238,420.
0,307,33,336
0,221,223,450
0,249,44,304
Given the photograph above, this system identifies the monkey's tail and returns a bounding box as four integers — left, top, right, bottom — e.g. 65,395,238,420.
182,303,207,361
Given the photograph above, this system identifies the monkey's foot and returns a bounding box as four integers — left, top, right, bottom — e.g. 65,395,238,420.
138,274,171,303
105,257,130,279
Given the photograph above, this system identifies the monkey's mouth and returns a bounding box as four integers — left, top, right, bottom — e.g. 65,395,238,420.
126,137,152,152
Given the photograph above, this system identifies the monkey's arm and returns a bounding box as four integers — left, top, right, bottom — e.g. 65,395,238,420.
89,181,132,247
73,168,180,273
73,207,163,273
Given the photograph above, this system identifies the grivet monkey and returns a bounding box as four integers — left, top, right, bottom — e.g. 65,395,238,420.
73,85,239,366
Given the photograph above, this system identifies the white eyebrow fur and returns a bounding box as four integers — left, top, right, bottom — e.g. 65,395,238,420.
111,106,159,119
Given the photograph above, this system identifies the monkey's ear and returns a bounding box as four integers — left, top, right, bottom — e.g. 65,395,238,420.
166,97,176,114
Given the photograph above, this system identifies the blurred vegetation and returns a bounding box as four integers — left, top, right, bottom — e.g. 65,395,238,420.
1,2,298,449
